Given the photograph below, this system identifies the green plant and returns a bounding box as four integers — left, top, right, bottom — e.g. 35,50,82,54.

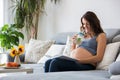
11,0,59,40
0,24,24,50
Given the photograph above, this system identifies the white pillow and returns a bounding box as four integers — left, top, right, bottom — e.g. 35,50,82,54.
62,36,72,57
25,43,29,51
37,44,65,63
110,75,120,80
25,39,54,63
96,42,120,70
116,53,120,61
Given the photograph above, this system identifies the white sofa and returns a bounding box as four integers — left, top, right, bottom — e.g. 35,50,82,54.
1,28,120,80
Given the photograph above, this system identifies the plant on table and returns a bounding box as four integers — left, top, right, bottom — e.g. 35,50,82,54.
0,24,24,50
10,45,24,57
9,45,24,65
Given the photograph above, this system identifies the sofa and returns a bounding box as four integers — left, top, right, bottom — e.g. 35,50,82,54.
1,28,120,80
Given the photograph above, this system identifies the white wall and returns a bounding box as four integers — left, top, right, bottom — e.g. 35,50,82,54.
38,0,120,40
4,0,14,24
0,0,4,27
4,0,120,41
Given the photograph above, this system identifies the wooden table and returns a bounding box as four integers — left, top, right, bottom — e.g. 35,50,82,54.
0,66,33,74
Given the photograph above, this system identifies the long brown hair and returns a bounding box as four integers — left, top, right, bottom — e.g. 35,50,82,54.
81,11,104,36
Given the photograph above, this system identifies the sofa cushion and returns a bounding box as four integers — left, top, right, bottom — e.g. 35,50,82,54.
104,29,120,43
110,75,120,80
62,36,73,57
109,61,120,75
37,44,65,63
51,32,77,45
1,69,110,80
25,39,54,63
96,42,120,70
51,29,120,45
112,34,120,43
108,53,120,79
116,53,120,61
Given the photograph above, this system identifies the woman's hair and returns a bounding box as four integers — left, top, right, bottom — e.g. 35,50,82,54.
81,11,104,36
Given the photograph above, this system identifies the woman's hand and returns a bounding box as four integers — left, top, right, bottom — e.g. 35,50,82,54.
70,34,78,51
71,34,78,44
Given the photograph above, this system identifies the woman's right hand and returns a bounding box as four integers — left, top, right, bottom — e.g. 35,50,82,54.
71,34,78,44
70,34,78,51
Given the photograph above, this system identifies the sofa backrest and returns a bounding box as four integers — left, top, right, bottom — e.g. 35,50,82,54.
104,29,120,43
52,29,120,45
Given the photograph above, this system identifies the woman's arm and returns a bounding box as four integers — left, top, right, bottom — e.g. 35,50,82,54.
77,33,107,64
70,34,78,51
71,43,76,51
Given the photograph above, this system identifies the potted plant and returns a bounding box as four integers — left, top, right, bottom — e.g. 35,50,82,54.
0,24,24,51
11,0,59,41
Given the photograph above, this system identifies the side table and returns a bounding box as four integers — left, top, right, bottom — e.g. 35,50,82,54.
0,66,33,74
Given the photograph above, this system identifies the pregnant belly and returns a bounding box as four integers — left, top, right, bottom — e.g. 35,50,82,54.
71,47,94,60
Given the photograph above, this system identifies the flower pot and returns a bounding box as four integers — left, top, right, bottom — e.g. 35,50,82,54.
14,55,21,65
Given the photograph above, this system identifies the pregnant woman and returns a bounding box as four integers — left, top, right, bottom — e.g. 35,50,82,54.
44,11,107,72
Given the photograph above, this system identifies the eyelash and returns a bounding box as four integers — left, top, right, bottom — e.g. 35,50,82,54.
82,24,90,26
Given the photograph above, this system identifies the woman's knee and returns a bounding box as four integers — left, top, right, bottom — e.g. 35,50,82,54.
44,59,52,72
50,58,64,66
45,58,62,68
45,59,52,66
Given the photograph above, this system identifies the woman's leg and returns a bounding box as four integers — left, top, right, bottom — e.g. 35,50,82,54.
49,56,96,72
44,59,52,72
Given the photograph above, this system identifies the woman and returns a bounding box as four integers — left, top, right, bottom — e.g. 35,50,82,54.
44,11,107,72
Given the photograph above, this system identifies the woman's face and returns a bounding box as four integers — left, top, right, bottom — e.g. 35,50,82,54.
81,18,91,34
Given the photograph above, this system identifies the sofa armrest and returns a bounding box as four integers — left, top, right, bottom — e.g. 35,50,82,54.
110,75,120,80
109,61,120,75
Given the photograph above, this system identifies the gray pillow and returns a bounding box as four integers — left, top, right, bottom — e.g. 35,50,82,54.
104,29,120,43
112,34,120,43
51,32,77,45
109,61,120,75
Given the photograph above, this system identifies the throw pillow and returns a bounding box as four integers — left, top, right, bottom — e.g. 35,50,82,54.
109,61,120,75
62,36,72,57
116,53,120,61
96,42,120,70
25,43,29,51
110,75,120,80
25,39,54,63
37,44,65,63
110,60,120,79
112,35,120,43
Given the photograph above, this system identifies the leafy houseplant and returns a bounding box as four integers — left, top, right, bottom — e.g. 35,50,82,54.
11,0,59,40
0,24,24,50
